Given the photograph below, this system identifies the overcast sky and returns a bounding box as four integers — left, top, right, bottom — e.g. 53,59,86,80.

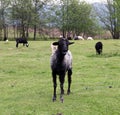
82,0,107,3
52,0,107,5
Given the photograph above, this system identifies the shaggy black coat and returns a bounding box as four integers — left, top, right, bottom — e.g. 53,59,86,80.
50,38,74,102
16,38,29,48
95,42,103,55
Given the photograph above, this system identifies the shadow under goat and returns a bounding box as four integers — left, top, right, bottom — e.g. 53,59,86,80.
16,38,29,48
95,41,103,55
50,38,74,103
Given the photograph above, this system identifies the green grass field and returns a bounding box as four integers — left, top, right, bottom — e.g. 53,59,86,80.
0,40,120,115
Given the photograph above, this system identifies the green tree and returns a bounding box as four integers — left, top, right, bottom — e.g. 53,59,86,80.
32,0,49,40
0,0,10,40
97,0,120,39
11,0,49,40
113,0,120,39
58,0,98,37
11,0,33,38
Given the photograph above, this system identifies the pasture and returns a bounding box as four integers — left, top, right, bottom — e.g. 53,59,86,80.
0,40,120,115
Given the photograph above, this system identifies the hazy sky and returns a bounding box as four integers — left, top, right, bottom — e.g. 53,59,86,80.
53,0,107,5
83,0,107,3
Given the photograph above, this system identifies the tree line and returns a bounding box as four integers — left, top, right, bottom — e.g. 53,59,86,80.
0,0,120,40
94,0,120,39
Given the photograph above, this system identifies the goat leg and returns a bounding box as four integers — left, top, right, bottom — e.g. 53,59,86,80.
60,80,64,103
67,69,72,95
60,84,64,103
60,94,64,103
52,72,57,102
52,84,57,102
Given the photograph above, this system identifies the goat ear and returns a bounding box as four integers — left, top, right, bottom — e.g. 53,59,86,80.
52,42,59,46
69,42,74,45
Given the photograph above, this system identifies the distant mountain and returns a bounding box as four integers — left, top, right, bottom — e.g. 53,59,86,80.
91,2,107,27
92,2,107,13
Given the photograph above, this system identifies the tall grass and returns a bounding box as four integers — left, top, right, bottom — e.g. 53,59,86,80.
0,40,120,115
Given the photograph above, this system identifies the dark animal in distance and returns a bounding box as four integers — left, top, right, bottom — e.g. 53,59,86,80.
50,38,74,102
95,41,103,55
16,38,29,48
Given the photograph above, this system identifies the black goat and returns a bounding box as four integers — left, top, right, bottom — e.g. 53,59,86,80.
95,41,103,55
50,38,74,102
16,38,29,48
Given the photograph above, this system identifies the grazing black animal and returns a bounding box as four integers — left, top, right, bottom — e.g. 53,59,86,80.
95,41,103,55
50,38,74,102
16,38,29,48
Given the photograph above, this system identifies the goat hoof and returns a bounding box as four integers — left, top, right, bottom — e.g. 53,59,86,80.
60,96,64,103
60,98,64,103
67,91,71,95
52,97,56,102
